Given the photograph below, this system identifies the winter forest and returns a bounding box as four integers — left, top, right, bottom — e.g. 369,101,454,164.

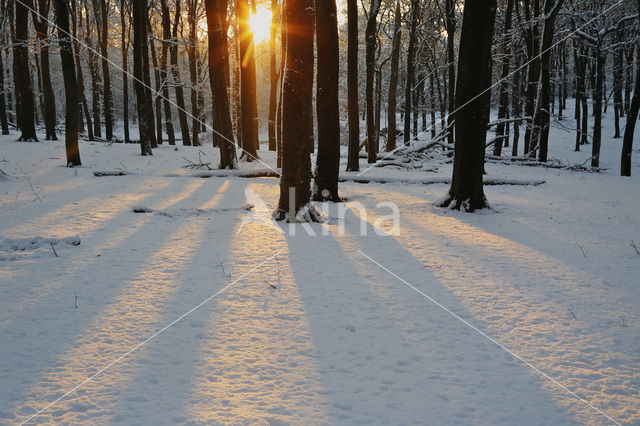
1,0,640,423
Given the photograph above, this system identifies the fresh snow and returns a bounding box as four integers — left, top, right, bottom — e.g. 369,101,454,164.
1,110,639,424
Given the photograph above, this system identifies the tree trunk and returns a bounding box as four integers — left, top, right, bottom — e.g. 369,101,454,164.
530,0,563,162
591,46,605,168
621,2,640,176
365,0,381,163
386,0,401,152
0,48,9,134
523,0,540,155
313,0,341,201
403,0,418,145
54,0,81,166
97,0,113,140
15,0,38,141
445,0,455,147
238,0,259,159
160,0,175,145
439,0,497,211
274,0,320,221
613,35,623,138
133,0,152,155
511,53,521,156
72,0,93,140
187,0,201,146
205,0,238,169
268,0,279,151
494,0,513,157
170,1,191,146
32,0,57,140
346,0,359,170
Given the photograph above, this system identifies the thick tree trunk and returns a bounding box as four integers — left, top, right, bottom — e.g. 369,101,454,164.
268,0,279,151
238,0,259,159
160,0,175,145
274,0,320,221
346,0,359,171
439,0,497,211
170,1,191,146
15,0,38,141
98,0,113,140
313,0,341,201
54,0,81,166
403,0,418,145
133,0,152,155
621,2,640,176
365,0,381,163
205,0,238,169
386,0,401,152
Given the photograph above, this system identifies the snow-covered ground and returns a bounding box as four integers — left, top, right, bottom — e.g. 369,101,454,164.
1,110,639,424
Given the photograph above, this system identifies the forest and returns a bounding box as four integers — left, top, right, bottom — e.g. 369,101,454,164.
1,0,640,424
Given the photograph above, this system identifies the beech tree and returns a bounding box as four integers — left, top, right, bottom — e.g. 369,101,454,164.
439,0,497,211
346,0,359,171
15,0,37,141
132,0,152,155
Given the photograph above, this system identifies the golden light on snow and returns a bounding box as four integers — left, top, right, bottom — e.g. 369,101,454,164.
249,6,273,45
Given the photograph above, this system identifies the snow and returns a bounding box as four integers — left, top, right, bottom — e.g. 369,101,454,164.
0,108,639,424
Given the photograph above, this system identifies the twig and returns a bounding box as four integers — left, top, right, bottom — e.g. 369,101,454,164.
265,280,277,289
50,242,58,257
631,241,640,256
18,165,42,201
576,242,587,258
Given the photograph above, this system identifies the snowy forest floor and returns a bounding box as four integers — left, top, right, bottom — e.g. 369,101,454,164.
1,110,640,424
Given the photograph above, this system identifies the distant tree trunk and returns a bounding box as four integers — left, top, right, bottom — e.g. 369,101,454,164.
313,0,341,201
32,0,57,140
386,0,401,152
72,0,93,140
97,0,113,140
187,0,201,146
142,8,157,149
592,45,605,168
15,0,38,141
439,0,497,211
54,0,81,166
530,0,563,162
620,2,640,176
267,0,279,151
148,29,163,145
0,49,9,134
160,0,175,145
365,0,381,163
116,0,128,142
494,0,513,157
85,3,101,139
170,1,191,146
205,0,238,168
445,0,455,147
511,53,521,156
523,0,540,155
429,72,436,138
238,0,259,159
346,0,359,171
274,0,320,221
613,37,623,138
133,0,152,155
624,45,633,114
403,0,418,145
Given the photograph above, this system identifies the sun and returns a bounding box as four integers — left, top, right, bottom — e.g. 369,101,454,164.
249,6,273,45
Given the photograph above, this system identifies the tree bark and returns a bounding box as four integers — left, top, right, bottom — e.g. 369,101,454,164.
386,0,401,152
365,0,381,163
205,0,238,168
346,0,359,171
620,1,640,176
274,0,320,221
97,0,113,140
71,0,93,140
15,0,38,141
439,0,497,211
32,0,57,140
403,0,419,145
187,0,201,146
54,0,81,166
170,1,191,146
445,0,456,147
0,48,9,134
268,0,279,151
592,45,605,168
313,0,341,201
238,0,260,159
493,0,513,157
160,0,175,145
133,0,152,155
